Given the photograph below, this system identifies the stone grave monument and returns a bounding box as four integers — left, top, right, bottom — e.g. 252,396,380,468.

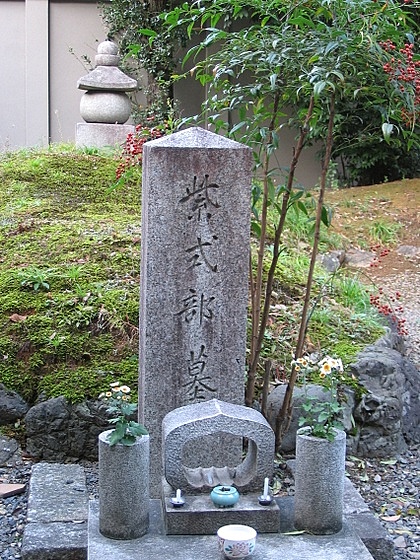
139,127,252,497
76,40,137,148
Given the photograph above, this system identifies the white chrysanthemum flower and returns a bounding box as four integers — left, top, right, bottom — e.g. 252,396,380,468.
120,385,131,394
320,362,332,375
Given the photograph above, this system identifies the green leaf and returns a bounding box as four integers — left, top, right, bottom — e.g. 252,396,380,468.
321,205,333,227
313,80,327,97
270,74,277,89
120,434,137,446
108,424,125,446
129,423,149,436
138,28,157,38
251,220,262,237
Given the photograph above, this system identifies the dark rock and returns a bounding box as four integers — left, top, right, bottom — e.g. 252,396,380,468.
350,335,420,456
318,250,346,273
398,357,420,445
0,435,20,465
25,397,113,461
344,249,375,268
266,331,418,458
266,384,355,453
0,383,29,424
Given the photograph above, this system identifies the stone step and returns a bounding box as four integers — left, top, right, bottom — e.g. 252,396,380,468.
22,462,394,560
21,463,88,560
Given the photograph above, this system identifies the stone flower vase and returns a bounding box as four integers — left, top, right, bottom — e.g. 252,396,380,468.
98,430,150,540
294,427,346,535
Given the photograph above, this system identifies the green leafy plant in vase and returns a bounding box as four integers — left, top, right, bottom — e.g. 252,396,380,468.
99,382,148,446
293,355,345,441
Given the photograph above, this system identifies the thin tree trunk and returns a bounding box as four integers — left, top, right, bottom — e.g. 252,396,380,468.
246,92,280,406
275,93,336,450
246,95,315,407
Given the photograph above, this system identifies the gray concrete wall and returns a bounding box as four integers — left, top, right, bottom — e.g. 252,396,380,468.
0,0,106,149
1,1,26,149
49,1,107,143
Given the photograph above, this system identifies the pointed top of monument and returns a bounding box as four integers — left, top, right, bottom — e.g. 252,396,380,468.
145,127,251,149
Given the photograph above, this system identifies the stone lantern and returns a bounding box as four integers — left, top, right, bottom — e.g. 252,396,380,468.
75,40,138,149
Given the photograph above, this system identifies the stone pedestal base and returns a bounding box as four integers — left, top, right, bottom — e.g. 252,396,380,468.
75,122,134,149
163,491,280,535
99,431,149,540
294,428,346,535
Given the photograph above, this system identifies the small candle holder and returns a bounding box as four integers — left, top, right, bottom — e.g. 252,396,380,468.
170,489,185,508
258,477,273,506
258,494,273,506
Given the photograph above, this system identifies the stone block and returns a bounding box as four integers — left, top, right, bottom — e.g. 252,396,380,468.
22,522,87,560
88,500,375,560
75,122,134,149
26,463,88,523
163,399,275,493
347,513,394,560
22,463,88,560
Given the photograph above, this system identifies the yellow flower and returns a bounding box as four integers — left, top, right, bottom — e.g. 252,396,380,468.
105,391,112,398
319,371,326,379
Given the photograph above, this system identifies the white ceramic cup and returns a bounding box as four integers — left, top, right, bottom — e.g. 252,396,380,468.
217,524,257,559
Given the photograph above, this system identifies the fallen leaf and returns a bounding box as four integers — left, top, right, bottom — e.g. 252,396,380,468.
381,515,401,522
381,459,398,465
9,313,27,323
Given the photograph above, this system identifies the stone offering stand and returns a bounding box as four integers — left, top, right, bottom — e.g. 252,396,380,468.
161,399,279,535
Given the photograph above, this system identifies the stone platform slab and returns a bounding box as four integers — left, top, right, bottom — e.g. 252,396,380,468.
21,462,394,560
88,500,375,560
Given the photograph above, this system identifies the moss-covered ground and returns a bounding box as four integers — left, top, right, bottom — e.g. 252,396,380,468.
0,145,142,403
1,144,405,405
